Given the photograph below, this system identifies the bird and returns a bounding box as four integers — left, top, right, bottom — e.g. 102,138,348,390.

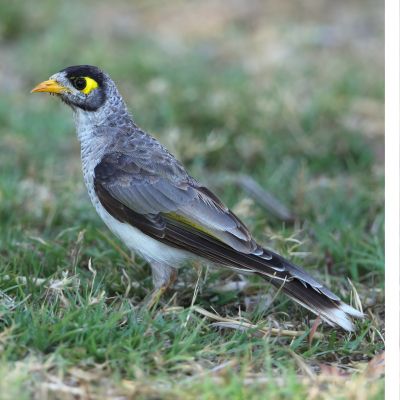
31,65,363,331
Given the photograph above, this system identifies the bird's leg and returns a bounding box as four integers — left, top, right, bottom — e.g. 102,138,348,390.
143,261,177,310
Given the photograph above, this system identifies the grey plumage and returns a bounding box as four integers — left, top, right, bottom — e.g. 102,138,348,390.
31,65,364,331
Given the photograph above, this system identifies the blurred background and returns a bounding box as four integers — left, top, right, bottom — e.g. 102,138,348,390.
0,1,384,397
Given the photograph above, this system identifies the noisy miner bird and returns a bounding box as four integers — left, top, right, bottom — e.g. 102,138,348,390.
32,65,363,331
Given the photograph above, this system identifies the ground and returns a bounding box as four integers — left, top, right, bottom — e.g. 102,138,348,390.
0,1,384,399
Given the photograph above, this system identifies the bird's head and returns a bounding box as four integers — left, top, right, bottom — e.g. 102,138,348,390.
31,65,112,112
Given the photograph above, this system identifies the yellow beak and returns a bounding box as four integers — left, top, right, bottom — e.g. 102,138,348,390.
31,79,69,94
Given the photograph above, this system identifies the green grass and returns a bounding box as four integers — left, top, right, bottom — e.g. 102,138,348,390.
0,1,384,398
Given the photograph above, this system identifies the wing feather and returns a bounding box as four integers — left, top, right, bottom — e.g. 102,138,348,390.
95,152,257,253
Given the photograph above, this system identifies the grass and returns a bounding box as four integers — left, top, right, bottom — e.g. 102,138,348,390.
0,1,384,399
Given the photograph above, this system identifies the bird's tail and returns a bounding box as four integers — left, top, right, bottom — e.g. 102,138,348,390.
254,248,364,331
267,273,364,331
126,213,364,331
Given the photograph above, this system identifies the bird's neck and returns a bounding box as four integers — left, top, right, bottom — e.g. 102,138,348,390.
73,97,134,143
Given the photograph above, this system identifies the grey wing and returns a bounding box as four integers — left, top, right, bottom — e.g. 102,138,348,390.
94,150,259,254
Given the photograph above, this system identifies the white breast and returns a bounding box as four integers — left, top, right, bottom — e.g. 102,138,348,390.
97,206,190,266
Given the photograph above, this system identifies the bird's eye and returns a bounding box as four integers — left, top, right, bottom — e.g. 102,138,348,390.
71,76,98,94
72,77,87,90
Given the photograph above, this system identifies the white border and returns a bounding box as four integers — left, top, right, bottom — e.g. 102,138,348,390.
385,0,399,398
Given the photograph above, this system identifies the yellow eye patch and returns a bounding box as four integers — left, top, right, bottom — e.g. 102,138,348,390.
71,76,99,94
81,77,98,94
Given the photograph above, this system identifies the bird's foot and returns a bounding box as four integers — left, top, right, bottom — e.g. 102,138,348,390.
142,286,168,311
142,263,177,311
